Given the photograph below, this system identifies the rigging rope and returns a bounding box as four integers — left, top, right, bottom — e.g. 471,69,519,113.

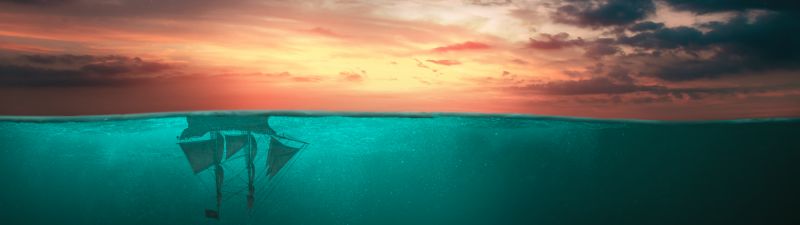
198,131,308,223
252,138,309,211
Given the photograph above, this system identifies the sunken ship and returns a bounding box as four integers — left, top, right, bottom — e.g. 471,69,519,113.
177,115,307,219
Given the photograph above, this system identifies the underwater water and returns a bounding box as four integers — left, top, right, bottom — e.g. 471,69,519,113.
0,112,798,225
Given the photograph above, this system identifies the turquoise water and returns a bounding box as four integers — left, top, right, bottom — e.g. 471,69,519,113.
0,112,798,225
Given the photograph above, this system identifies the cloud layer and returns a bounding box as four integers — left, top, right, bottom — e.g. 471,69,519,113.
0,0,797,119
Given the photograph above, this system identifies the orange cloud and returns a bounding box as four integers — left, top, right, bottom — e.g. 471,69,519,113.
0,42,60,53
305,27,346,38
432,41,491,52
339,71,363,82
426,59,462,66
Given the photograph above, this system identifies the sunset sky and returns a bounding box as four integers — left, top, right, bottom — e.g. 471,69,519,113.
0,0,798,119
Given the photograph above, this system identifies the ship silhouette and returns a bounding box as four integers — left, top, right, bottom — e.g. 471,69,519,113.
177,115,307,219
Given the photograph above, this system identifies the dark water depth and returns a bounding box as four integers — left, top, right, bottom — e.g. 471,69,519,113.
0,112,798,225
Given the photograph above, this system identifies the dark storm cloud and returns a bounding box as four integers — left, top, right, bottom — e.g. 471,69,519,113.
604,65,634,83
0,54,175,87
19,54,99,65
628,21,664,32
0,0,247,18
528,33,619,58
535,0,800,81
464,0,513,6
0,0,70,4
0,65,144,87
663,0,800,14
701,13,800,63
527,32,584,50
511,75,797,104
655,84,800,102
618,26,705,50
515,67,650,96
551,0,655,28
18,54,174,75
583,38,620,58
515,77,662,95
619,12,800,81
643,57,750,82
505,60,798,104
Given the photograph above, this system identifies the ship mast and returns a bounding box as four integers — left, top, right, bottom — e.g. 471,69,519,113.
246,132,256,209
206,132,225,219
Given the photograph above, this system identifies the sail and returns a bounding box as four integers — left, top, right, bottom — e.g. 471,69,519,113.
224,134,256,159
267,138,301,178
180,115,276,139
179,133,224,174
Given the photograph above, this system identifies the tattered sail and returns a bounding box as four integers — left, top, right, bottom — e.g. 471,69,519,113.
178,133,253,173
224,134,255,159
267,138,302,178
179,132,224,174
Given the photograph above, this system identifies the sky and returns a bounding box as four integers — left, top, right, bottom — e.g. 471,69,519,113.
0,0,798,119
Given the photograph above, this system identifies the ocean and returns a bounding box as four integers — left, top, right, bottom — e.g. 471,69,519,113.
0,111,798,225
